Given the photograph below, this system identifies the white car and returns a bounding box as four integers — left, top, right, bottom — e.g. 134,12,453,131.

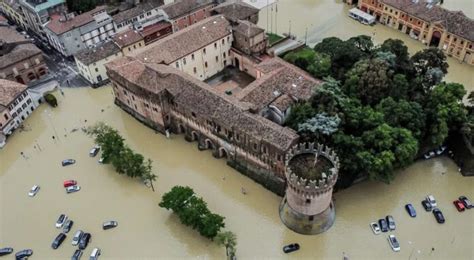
55,214,68,228
426,195,437,207
89,145,100,157
98,157,104,164
90,247,101,259
72,230,84,246
66,185,81,194
388,234,400,252
28,185,40,197
370,222,381,235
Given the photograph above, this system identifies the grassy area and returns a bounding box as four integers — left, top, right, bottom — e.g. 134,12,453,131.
267,33,284,45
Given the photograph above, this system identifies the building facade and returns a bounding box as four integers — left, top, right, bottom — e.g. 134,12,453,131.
19,0,67,40
0,79,37,147
105,15,325,198
358,0,474,65
112,29,145,56
162,0,215,32
112,1,166,33
75,40,122,86
140,21,172,45
0,25,48,84
135,16,233,81
44,6,115,57
0,0,29,29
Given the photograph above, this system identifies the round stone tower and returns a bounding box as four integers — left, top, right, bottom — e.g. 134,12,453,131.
279,142,340,235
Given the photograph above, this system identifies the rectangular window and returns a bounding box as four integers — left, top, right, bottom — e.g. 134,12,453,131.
203,48,206,54
183,58,186,65
191,54,195,60
176,62,179,68
215,56,218,62
205,62,208,68
222,39,224,44
193,67,197,73
223,52,226,58
214,42,217,49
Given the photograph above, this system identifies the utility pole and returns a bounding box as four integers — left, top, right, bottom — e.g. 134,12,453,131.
289,20,292,37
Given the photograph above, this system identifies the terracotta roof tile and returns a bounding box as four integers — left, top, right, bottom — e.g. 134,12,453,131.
112,29,144,48
0,79,27,107
135,16,231,64
381,0,474,41
162,0,214,19
45,6,107,35
0,26,42,69
211,0,259,22
75,41,121,65
112,1,164,24
237,57,323,111
233,20,264,37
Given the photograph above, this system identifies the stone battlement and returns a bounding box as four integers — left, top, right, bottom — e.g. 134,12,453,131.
284,143,339,196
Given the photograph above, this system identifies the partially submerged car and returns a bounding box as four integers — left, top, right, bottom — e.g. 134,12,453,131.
62,159,76,166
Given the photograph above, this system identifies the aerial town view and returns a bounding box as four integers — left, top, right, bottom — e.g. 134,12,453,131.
0,0,473,259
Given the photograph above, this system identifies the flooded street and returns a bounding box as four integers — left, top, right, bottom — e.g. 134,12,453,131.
1,87,473,259
257,0,474,93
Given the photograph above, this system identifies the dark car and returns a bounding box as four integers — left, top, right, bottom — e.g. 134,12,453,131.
15,249,33,259
432,208,445,223
459,196,473,209
52,233,67,249
71,249,83,260
78,233,91,250
422,200,433,211
0,247,13,256
62,159,76,166
378,218,389,232
283,243,300,253
386,215,396,231
63,220,74,233
102,220,118,230
405,204,417,217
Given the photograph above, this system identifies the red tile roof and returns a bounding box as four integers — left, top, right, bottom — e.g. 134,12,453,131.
112,29,144,48
45,6,106,35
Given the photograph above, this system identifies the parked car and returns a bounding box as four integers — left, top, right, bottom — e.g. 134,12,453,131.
90,248,101,260
98,157,105,164
79,233,91,250
64,180,77,188
14,249,33,259
388,234,400,252
72,230,84,246
435,145,447,155
459,196,473,209
0,247,13,256
66,185,81,194
432,208,445,223
56,214,68,228
378,218,389,232
423,151,436,159
405,204,417,217
63,220,74,233
426,195,437,207
386,215,396,231
51,233,67,249
102,221,118,230
71,249,83,260
28,185,40,197
62,159,76,166
453,200,465,212
422,200,433,211
89,145,100,157
282,243,300,253
370,222,381,235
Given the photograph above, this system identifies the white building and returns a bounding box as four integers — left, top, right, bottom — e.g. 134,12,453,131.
44,6,115,57
0,79,37,147
75,41,122,86
112,1,167,33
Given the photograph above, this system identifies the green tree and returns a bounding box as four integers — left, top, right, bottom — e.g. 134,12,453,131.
411,48,449,76
424,83,467,146
285,102,315,129
86,122,125,163
379,39,410,73
307,52,332,78
66,0,97,14
44,93,58,107
347,35,374,54
142,159,157,192
159,186,195,212
215,231,237,259
376,97,426,139
283,48,315,70
199,213,225,239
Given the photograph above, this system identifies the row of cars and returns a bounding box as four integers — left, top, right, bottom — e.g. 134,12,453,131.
27,179,81,198
371,194,472,253
54,213,117,259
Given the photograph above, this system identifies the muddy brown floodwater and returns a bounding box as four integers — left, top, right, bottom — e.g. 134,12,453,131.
258,0,474,94
1,86,473,259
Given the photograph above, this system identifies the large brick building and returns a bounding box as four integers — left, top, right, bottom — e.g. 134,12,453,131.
106,16,323,195
162,0,215,32
0,25,48,84
358,0,474,65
